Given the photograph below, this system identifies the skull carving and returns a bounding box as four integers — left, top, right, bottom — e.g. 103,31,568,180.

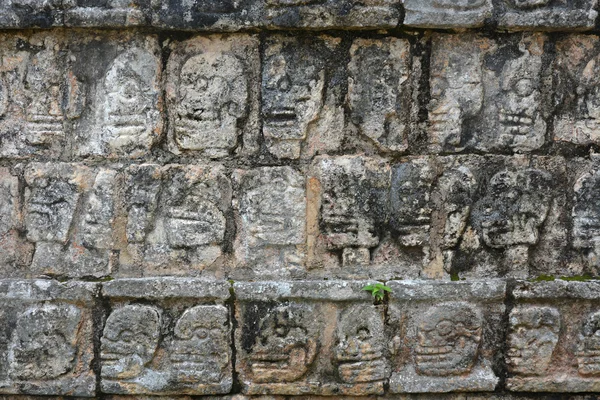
577,311,600,376
249,304,318,383
415,302,482,376
100,305,161,380
507,306,560,376
170,305,230,384
335,304,388,383
573,169,600,251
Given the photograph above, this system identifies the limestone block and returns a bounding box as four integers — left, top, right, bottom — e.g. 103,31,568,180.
495,0,597,31
0,279,98,396
100,278,232,395
506,280,600,392
427,33,552,154
0,32,70,159
233,166,306,278
262,35,345,159
234,281,389,396
387,280,505,393
152,0,253,30
553,35,600,146
24,163,118,278
63,0,151,27
402,0,492,28
120,164,232,276
166,34,260,158
347,38,413,154
69,32,162,159
0,0,63,28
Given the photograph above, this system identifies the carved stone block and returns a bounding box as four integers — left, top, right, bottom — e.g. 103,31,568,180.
166,34,260,158
0,32,70,159
70,32,162,159
403,0,492,28
571,159,600,271
63,0,151,26
388,280,505,393
235,281,389,395
24,163,118,278
554,35,600,146
262,35,345,159
507,280,600,392
100,278,232,395
233,167,306,278
0,280,97,396
120,164,232,276
0,0,63,28
495,0,597,31
348,38,412,154
428,33,551,154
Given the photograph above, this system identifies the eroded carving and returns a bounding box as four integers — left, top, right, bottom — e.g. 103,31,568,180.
101,305,162,380
348,38,410,152
415,302,482,376
335,304,388,383
577,311,600,376
573,169,600,258
507,306,560,376
81,169,117,250
124,164,162,244
250,304,318,383
8,304,82,381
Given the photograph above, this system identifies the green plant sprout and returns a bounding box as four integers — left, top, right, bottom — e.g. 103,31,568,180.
362,283,392,302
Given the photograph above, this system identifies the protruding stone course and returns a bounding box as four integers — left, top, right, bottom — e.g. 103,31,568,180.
403,0,492,28
100,278,232,395
507,280,600,392
0,280,97,396
235,281,389,395
347,38,413,154
63,0,151,27
233,166,306,278
166,34,260,158
387,280,505,393
151,0,249,30
0,0,63,28
495,0,598,31
70,32,162,159
262,35,345,159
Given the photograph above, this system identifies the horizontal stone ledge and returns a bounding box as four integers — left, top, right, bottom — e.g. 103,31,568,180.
0,279,99,302
387,280,507,301
102,277,231,300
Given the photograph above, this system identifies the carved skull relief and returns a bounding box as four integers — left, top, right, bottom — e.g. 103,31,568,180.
415,302,482,376
81,170,117,250
250,304,318,383
176,53,248,152
335,304,387,383
507,306,560,376
101,305,161,380
170,305,230,384
573,169,600,251
8,304,82,381
577,311,600,376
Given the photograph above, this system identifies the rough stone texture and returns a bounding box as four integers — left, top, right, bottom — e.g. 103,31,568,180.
0,280,97,396
235,281,389,396
495,0,598,31
100,278,232,395
403,0,492,28
387,281,505,393
0,0,63,28
506,280,600,392
166,34,260,158
63,0,152,27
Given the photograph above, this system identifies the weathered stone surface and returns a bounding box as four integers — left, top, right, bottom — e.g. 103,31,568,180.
262,35,345,159
0,32,70,159
100,278,232,395
24,163,117,278
120,164,232,276
403,0,492,28
387,280,505,393
507,280,600,392
0,279,97,396
495,0,598,31
428,33,552,154
235,281,389,396
347,38,413,154
0,0,63,28
69,32,162,159
63,0,151,27
166,34,260,158
151,0,252,30
554,35,600,146
233,166,306,278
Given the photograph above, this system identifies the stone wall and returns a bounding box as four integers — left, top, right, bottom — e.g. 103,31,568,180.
2,1,600,399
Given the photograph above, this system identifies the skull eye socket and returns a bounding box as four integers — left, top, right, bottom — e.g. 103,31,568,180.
118,329,135,343
194,328,209,339
436,320,454,336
